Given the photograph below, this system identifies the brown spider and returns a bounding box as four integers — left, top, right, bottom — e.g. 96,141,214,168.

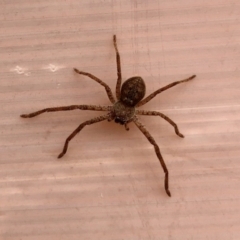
21,35,196,197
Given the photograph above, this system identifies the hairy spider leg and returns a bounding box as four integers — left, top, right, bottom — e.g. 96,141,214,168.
136,75,196,107
133,117,171,197
21,105,112,118
136,110,184,138
113,35,122,100
58,114,110,158
74,68,115,104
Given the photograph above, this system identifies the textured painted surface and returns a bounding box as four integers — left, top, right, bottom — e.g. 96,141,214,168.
1,0,240,239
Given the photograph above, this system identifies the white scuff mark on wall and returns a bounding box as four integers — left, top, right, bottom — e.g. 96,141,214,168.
43,64,65,72
10,66,31,76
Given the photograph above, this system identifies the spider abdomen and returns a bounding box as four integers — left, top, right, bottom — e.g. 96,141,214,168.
120,77,146,106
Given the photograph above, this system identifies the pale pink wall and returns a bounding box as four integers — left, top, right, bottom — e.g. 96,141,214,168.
1,1,240,239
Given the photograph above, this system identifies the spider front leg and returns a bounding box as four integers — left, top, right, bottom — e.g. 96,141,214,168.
136,75,196,107
113,35,122,100
133,117,171,197
74,68,115,104
136,110,184,138
58,114,110,158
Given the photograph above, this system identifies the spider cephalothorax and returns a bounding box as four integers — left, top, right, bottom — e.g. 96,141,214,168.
112,101,135,125
21,35,196,197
